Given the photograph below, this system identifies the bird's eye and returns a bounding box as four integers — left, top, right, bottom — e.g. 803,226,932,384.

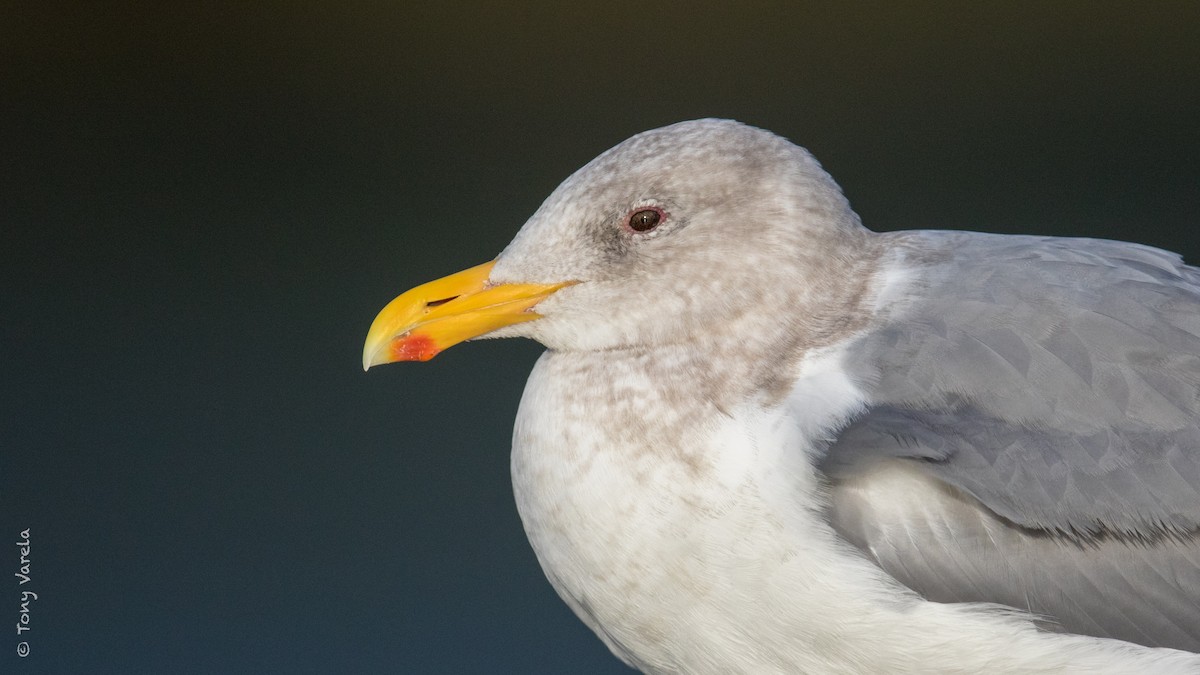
627,207,664,233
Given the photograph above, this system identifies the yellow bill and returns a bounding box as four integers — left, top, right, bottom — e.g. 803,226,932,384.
363,261,572,369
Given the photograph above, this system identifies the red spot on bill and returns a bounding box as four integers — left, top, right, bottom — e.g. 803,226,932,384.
391,333,440,362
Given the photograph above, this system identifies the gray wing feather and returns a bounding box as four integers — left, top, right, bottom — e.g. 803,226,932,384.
822,230,1200,650
826,455,1200,650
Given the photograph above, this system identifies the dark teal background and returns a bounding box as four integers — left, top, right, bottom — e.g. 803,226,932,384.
4,3,1199,673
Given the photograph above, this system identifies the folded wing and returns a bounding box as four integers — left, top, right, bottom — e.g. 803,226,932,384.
821,231,1200,650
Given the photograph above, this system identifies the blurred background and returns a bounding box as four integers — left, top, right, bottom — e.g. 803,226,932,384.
3,2,1199,672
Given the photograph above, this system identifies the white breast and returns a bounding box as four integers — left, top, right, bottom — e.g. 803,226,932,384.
509,344,862,673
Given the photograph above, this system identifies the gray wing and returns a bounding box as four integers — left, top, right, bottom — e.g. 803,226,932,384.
821,230,1200,651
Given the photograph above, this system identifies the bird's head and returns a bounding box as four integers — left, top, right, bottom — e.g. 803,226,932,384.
363,119,870,369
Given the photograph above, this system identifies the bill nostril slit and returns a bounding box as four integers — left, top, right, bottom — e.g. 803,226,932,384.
426,296,457,309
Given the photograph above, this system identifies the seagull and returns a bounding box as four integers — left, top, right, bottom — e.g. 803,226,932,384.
363,119,1200,673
